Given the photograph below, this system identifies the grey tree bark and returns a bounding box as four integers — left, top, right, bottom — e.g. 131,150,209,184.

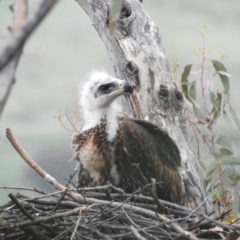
75,0,210,213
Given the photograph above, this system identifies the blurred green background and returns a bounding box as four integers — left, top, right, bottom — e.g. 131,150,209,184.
0,0,239,204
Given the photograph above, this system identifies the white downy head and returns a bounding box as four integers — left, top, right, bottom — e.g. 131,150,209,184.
79,70,132,140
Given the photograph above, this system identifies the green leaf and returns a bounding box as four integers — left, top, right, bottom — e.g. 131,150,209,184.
210,92,222,122
224,168,240,181
229,104,240,131
108,0,123,33
211,60,230,93
216,92,222,109
189,80,196,100
216,134,233,149
181,64,192,102
219,148,233,157
229,174,240,181
210,91,219,110
210,109,219,123
209,152,219,159
206,161,217,178
225,167,236,176
233,181,240,219
217,156,240,166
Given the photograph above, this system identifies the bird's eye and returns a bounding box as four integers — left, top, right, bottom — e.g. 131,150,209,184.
98,83,115,94
99,85,109,92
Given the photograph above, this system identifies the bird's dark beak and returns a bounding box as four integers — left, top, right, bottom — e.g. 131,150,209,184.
122,80,133,94
107,80,133,97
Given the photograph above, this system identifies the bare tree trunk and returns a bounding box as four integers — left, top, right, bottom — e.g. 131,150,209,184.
75,0,210,213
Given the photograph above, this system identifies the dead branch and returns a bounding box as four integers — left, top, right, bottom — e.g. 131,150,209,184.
0,0,27,117
130,225,146,240
0,186,47,194
0,0,58,117
6,128,68,192
0,0,58,71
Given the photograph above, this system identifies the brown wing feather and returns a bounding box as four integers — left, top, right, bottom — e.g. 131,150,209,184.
114,118,182,203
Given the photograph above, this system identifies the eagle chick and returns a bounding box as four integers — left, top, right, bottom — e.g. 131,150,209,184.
72,71,183,203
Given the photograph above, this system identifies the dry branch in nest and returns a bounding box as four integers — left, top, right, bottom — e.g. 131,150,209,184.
1,129,240,240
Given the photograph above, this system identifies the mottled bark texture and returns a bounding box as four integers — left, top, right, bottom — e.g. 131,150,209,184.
75,0,210,213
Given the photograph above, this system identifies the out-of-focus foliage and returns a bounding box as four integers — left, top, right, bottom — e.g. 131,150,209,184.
179,26,240,220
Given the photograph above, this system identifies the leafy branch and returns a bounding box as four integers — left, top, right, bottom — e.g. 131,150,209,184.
179,26,240,219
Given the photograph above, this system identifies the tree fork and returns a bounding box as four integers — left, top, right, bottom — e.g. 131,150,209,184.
75,0,210,213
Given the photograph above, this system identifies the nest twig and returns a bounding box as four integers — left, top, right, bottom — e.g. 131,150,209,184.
1,128,240,240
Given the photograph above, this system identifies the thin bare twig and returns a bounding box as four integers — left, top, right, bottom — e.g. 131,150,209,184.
8,193,59,237
0,186,47,194
129,225,146,240
52,166,79,212
0,0,58,71
0,206,87,230
70,215,82,240
199,29,208,117
78,224,113,240
124,209,157,240
65,109,77,132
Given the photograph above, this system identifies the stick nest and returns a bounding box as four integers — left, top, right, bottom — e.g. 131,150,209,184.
0,184,240,240
1,129,240,239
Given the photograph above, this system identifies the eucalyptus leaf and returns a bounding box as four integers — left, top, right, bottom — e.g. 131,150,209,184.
189,80,196,100
229,104,240,131
219,148,233,157
209,152,219,159
216,134,233,149
229,174,240,181
216,92,222,109
211,60,230,93
218,71,232,78
225,167,236,176
210,91,219,110
181,64,192,102
216,156,240,166
211,108,220,123
206,161,217,176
